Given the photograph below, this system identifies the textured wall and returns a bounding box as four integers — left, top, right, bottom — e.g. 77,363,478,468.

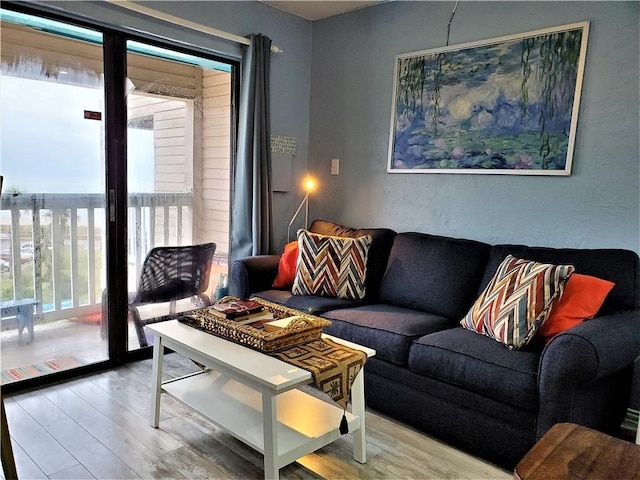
28,1,640,255
308,1,640,254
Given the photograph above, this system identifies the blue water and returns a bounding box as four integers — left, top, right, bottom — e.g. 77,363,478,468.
42,299,74,312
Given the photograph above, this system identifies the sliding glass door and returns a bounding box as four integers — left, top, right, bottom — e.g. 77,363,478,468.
124,41,232,351
0,11,108,383
0,5,236,386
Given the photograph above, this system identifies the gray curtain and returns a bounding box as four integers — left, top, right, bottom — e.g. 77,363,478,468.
230,34,274,269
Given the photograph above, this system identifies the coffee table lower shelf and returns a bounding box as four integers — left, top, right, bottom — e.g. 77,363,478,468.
148,319,374,480
162,370,360,466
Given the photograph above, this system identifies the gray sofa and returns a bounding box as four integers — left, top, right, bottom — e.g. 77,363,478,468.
231,220,640,468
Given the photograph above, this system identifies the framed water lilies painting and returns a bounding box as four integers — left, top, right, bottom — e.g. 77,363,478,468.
387,22,589,175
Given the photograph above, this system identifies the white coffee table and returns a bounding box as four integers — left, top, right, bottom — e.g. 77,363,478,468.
147,319,376,480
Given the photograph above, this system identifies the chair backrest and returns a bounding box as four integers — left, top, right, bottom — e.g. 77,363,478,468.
134,243,216,304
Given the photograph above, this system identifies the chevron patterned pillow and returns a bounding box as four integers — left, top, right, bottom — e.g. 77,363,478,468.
460,255,575,350
292,229,373,300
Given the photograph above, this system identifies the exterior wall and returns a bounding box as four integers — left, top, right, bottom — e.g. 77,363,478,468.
126,66,232,256
128,84,232,255
201,70,231,258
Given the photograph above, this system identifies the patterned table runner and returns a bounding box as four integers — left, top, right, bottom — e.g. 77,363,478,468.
270,337,367,434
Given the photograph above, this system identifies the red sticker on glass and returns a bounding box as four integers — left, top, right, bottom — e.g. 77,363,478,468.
84,110,102,120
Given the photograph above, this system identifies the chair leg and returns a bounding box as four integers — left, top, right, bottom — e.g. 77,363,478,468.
129,307,148,348
100,290,108,340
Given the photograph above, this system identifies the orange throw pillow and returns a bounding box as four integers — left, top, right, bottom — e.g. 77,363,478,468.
272,241,299,289
537,273,615,342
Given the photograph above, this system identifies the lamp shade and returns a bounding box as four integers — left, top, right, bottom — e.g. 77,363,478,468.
303,176,316,193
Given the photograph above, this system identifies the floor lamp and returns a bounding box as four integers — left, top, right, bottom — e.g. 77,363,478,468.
287,176,316,242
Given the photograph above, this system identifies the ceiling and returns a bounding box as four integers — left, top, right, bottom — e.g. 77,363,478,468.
260,1,386,21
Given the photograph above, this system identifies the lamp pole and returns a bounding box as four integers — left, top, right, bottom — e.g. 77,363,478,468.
287,192,310,242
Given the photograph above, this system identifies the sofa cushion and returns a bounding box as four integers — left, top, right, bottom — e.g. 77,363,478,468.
252,290,362,314
461,255,575,350
366,357,536,431
322,304,455,365
481,245,640,313
379,232,490,319
536,273,615,343
309,219,397,301
272,241,298,289
408,328,541,410
292,229,372,300
364,362,536,469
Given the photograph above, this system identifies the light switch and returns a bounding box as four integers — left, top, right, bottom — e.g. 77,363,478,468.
331,158,340,175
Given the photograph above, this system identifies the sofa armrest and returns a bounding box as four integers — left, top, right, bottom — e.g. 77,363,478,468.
230,255,281,298
536,309,640,438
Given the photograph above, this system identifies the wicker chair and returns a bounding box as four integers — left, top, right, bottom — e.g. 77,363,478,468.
102,243,216,347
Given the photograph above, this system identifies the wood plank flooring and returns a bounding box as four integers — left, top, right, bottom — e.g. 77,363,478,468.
2,353,511,479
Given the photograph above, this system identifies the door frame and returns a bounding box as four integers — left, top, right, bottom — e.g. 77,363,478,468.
1,1,239,393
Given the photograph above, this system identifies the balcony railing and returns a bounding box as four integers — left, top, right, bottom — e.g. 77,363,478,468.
1,192,193,324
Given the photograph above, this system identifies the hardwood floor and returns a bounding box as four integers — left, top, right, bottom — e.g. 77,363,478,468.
2,353,511,479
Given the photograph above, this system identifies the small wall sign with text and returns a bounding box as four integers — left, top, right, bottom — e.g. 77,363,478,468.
271,135,296,155
84,110,102,121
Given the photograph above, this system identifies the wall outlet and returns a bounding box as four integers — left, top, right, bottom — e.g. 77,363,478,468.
331,158,340,175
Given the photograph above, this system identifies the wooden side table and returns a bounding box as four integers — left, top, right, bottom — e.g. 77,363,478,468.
514,422,640,480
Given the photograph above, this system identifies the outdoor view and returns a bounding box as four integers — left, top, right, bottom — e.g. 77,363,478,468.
0,9,232,386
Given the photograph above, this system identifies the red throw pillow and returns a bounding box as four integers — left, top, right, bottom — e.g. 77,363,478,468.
272,241,299,289
537,273,615,342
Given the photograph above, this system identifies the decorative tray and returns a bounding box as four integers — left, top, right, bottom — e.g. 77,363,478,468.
178,296,331,353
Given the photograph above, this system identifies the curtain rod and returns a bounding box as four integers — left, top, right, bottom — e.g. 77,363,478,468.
104,0,283,52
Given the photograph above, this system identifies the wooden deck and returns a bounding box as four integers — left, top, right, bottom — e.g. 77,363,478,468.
0,288,223,384
1,265,228,383
0,316,139,376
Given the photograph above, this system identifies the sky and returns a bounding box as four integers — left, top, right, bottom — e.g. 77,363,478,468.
1,75,153,194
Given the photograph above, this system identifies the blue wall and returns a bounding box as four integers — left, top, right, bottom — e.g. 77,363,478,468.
308,1,640,254
32,1,639,254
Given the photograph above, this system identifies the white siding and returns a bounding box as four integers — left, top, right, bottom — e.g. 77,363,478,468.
201,70,231,259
